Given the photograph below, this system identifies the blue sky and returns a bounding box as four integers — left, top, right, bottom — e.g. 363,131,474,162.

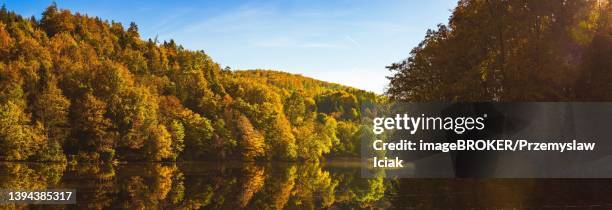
2,0,457,93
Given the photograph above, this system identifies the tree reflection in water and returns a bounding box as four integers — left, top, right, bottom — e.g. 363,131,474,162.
0,161,386,209
3,162,611,209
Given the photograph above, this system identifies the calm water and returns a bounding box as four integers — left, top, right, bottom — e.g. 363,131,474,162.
1,161,612,209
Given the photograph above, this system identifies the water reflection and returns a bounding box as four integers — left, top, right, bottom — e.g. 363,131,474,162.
1,162,612,209
0,161,384,209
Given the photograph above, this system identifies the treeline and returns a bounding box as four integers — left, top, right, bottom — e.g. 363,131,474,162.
0,4,380,162
387,0,611,101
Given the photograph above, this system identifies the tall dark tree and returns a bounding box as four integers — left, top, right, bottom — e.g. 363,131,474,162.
387,0,611,102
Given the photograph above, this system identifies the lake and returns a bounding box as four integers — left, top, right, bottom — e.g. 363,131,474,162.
1,161,612,209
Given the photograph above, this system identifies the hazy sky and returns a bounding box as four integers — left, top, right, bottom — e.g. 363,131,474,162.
2,0,457,93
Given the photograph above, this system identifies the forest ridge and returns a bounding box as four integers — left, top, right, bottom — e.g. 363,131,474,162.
0,4,381,162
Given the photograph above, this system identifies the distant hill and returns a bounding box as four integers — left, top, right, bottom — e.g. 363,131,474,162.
234,69,381,104
234,70,349,92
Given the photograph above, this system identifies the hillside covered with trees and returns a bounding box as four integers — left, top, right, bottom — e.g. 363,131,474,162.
0,4,380,162
387,0,611,101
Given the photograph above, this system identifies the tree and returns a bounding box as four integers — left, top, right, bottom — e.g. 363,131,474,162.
33,82,70,141
317,115,337,156
180,109,214,160
124,22,141,49
40,3,75,37
32,82,70,161
0,22,11,59
236,115,265,160
333,121,358,156
141,123,173,161
316,91,359,120
387,0,611,102
295,114,336,161
167,120,185,160
110,86,160,160
269,113,297,160
0,101,45,160
70,93,117,162
159,95,214,160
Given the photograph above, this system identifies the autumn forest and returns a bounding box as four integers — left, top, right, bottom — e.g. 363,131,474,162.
0,3,381,162
0,0,610,164
1,1,611,209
